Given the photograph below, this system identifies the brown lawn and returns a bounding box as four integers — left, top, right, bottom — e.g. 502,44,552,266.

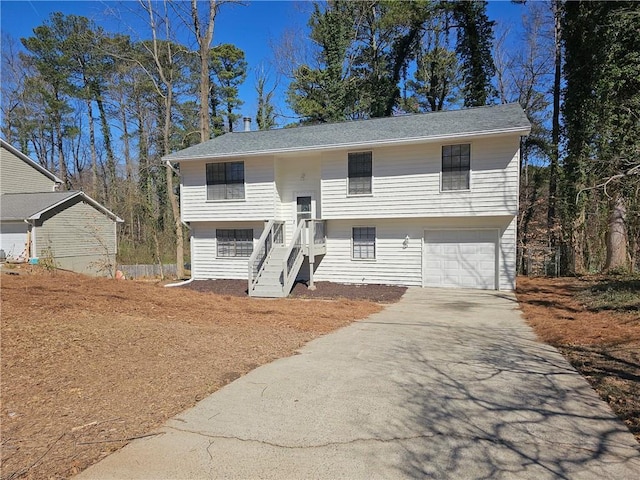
516,275,640,443
0,266,386,480
3,267,637,479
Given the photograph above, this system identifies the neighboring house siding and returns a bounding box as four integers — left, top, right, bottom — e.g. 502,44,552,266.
0,147,55,194
321,134,520,219
191,221,264,280
0,222,28,259
35,201,117,276
180,157,276,222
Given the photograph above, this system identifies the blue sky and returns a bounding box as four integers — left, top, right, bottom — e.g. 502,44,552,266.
1,0,525,126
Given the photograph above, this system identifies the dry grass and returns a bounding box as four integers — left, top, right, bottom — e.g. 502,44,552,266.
516,275,640,443
0,266,383,480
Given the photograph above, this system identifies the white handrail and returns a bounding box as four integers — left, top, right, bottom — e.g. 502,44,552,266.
281,219,306,293
248,220,284,293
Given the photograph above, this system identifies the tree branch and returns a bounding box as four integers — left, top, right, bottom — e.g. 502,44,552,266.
576,164,640,202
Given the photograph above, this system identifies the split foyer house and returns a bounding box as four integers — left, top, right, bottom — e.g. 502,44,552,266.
165,103,531,297
0,139,123,276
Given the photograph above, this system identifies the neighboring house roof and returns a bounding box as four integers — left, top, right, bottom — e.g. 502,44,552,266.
165,103,531,162
0,191,124,223
0,138,64,185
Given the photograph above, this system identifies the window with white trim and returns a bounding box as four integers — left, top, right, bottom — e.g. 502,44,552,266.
352,227,376,259
206,161,245,200
441,144,470,191
216,229,253,257
348,151,372,195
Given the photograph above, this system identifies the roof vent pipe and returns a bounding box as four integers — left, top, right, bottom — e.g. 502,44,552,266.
243,117,251,132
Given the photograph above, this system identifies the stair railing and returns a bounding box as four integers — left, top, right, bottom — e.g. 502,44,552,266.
281,219,306,294
248,220,285,293
310,219,326,245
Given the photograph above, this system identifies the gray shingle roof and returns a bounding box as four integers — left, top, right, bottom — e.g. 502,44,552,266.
0,191,123,222
165,103,530,162
0,192,78,221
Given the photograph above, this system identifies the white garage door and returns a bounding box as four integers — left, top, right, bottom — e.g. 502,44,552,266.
423,230,497,289
1,222,28,260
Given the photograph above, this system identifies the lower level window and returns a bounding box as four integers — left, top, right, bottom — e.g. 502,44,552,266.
352,227,376,259
216,229,253,257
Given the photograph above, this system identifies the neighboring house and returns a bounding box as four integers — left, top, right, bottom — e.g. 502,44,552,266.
0,139,123,276
164,103,531,297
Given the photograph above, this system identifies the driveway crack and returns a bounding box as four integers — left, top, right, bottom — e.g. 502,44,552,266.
164,425,437,449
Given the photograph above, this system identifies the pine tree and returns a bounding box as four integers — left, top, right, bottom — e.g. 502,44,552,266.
210,43,247,132
452,0,496,107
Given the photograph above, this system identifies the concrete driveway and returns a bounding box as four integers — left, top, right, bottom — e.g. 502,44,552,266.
78,288,640,479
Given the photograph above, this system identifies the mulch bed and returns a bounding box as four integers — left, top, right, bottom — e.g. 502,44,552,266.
184,279,408,303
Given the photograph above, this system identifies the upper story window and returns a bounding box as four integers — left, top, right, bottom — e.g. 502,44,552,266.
352,226,376,260
216,228,253,257
348,151,372,195
206,161,244,200
442,144,470,191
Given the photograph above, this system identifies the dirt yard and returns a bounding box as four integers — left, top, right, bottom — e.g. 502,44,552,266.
516,275,640,443
0,267,390,480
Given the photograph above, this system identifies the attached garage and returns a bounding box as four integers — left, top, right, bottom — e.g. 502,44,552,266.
0,222,28,260
423,229,498,290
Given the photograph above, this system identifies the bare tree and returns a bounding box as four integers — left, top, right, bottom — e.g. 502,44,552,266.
138,0,185,279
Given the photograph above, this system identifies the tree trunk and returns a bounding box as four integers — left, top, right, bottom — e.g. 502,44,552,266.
55,122,68,189
96,94,117,202
163,88,185,280
604,193,628,271
572,208,586,274
120,100,132,182
86,98,98,198
547,0,561,249
192,0,217,142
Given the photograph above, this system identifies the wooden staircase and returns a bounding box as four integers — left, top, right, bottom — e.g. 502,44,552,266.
248,219,326,298
249,245,289,298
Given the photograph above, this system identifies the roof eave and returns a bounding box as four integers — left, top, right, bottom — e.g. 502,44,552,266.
27,191,124,223
27,192,81,220
165,126,531,163
81,192,125,223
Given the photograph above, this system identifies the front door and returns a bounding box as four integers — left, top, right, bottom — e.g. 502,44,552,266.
294,193,316,244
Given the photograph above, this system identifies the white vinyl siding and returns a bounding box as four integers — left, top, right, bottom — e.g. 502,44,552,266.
274,155,321,241
499,216,517,290
310,217,515,289
0,146,56,194
180,157,275,221
314,219,424,286
191,221,263,280
321,134,520,219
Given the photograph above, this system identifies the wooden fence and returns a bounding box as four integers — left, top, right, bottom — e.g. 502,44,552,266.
120,264,177,279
